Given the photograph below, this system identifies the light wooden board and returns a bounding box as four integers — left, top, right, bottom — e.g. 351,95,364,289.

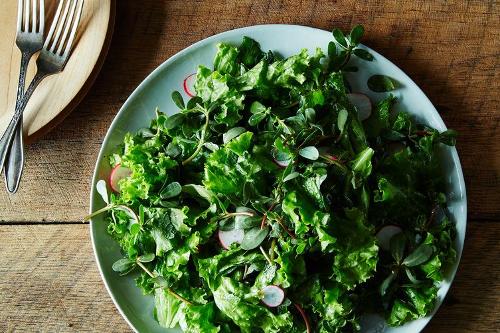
0,222,497,332
0,0,114,142
0,0,497,223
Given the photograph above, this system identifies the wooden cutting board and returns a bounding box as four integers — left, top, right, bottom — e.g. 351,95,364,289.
0,0,115,143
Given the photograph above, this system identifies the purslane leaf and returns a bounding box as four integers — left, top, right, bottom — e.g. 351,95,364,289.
240,227,269,250
353,48,374,61
222,127,246,144
349,25,364,45
160,182,182,199
368,75,398,92
403,244,434,267
332,28,348,48
171,91,185,109
299,146,319,160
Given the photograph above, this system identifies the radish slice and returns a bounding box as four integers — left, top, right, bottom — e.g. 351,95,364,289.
347,93,372,121
273,158,291,168
218,229,244,250
109,164,132,193
262,285,285,307
183,73,196,97
376,225,403,251
294,303,311,333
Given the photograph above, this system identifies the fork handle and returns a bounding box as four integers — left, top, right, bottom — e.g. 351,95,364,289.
0,71,45,177
3,51,31,193
4,121,24,193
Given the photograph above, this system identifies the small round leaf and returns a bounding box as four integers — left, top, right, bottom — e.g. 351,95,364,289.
367,75,398,92
298,146,319,161
223,127,246,144
171,91,185,109
403,244,434,267
160,182,182,199
164,113,185,130
240,227,269,250
353,48,374,61
249,113,268,126
349,25,364,45
138,253,156,263
332,28,348,48
112,258,136,275
283,172,300,182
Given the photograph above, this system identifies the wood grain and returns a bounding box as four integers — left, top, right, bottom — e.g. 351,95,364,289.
0,0,497,223
0,224,129,332
0,222,497,332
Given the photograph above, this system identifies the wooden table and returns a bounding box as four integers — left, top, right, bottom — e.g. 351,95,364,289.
0,1,498,332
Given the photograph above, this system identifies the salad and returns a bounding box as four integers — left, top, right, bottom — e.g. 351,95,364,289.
88,25,458,332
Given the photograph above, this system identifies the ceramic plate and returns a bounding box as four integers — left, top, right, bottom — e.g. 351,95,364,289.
90,24,467,333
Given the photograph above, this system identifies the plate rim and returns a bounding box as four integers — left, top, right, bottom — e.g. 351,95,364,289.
90,23,467,333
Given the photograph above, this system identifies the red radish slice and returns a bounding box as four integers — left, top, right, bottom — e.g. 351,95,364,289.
376,225,403,251
183,73,196,97
347,93,372,121
218,229,244,250
294,303,311,333
262,285,285,307
273,158,291,168
109,164,132,193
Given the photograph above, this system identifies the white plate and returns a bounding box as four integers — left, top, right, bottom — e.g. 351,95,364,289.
90,24,467,333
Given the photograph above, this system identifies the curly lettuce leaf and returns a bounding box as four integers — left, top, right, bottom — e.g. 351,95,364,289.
331,209,378,289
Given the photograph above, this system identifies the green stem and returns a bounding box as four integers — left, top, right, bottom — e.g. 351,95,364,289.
83,204,114,221
136,261,155,278
182,110,210,166
269,239,276,262
137,261,193,305
260,202,277,229
274,116,292,135
276,218,296,239
339,49,353,69
319,154,348,173
220,211,255,219
282,100,299,109
260,246,273,265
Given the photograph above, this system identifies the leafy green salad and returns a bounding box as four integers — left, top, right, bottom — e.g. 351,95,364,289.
88,25,458,332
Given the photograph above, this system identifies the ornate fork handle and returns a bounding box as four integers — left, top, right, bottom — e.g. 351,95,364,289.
16,52,31,107
0,71,46,174
3,51,33,192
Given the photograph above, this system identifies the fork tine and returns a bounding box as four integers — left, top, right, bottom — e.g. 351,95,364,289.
62,0,83,57
49,0,71,53
32,0,37,33
23,0,29,32
17,0,23,32
39,0,44,33
56,0,77,55
43,0,63,49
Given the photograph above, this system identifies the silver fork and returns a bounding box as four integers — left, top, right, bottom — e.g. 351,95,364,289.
2,0,45,193
0,0,84,193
